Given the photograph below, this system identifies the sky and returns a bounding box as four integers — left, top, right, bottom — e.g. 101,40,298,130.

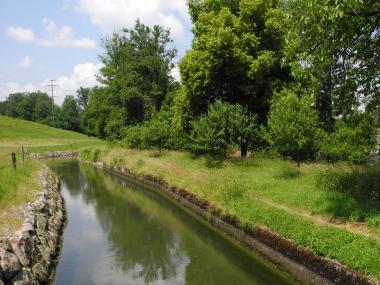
0,0,193,104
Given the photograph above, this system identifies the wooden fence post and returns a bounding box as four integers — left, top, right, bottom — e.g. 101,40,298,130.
21,146,25,162
11,153,16,170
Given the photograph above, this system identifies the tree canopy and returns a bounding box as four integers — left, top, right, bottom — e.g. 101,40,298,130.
180,0,291,122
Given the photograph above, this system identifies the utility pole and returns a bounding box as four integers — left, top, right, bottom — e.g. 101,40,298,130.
47,79,58,127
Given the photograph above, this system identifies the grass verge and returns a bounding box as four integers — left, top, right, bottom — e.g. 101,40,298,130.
82,147,380,281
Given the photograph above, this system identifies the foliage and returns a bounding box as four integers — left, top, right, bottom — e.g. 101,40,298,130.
99,20,177,111
285,0,380,122
191,100,257,156
319,164,380,213
121,87,152,125
319,112,377,163
141,117,171,155
59,95,81,131
0,92,56,125
180,0,291,122
76,87,91,111
267,89,319,165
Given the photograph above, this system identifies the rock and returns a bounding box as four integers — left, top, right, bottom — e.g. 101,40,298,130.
0,169,65,284
32,262,47,280
0,249,21,280
11,268,33,285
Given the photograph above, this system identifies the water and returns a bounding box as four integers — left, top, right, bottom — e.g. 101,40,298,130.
49,160,298,285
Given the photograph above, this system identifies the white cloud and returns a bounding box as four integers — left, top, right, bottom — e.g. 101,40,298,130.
6,27,35,42
0,62,101,104
6,18,95,49
170,65,180,82
19,56,33,69
77,0,190,44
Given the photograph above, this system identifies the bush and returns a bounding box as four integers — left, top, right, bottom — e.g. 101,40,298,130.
266,89,319,166
191,100,257,157
319,164,380,204
122,125,144,149
319,112,376,163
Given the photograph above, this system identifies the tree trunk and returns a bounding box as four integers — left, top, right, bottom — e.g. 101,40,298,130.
297,150,300,169
241,142,248,158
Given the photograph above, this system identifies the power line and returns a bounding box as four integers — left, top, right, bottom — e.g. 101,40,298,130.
46,79,58,127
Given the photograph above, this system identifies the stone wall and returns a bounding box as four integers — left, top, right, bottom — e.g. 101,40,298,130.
33,151,77,160
0,169,66,285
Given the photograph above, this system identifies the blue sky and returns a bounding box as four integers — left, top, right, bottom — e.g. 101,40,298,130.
0,0,192,103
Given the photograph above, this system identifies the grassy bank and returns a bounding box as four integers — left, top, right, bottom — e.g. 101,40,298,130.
0,159,42,236
0,116,105,235
83,147,380,281
0,115,104,154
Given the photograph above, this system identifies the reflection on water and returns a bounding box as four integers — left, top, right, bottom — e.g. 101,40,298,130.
49,160,298,285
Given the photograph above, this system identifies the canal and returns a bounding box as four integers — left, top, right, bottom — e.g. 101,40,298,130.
49,160,299,285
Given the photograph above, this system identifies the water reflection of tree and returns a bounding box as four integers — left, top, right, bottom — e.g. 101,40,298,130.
78,164,181,284
48,161,87,197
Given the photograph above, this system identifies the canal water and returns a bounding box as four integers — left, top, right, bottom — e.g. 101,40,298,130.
49,160,298,285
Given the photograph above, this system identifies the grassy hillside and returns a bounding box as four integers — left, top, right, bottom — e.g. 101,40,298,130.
0,116,104,236
0,115,104,154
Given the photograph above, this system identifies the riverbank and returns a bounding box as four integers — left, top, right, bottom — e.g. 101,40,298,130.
81,148,380,284
0,168,66,284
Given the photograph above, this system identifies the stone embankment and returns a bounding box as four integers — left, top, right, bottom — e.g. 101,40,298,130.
0,169,66,285
97,162,378,285
34,151,77,160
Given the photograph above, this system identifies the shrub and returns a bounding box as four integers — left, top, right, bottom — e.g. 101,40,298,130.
191,100,257,157
319,111,376,163
92,149,101,162
266,89,319,166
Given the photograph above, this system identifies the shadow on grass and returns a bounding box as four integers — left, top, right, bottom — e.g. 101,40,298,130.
318,164,380,225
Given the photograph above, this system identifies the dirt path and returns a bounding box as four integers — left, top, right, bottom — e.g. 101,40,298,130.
257,197,380,241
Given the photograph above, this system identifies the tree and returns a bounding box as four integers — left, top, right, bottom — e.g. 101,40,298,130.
267,90,319,167
121,87,152,125
59,95,80,131
99,20,177,112
230,105,258,157
82,87,112,138
142,117,171,155
319,111,376,163
76,87,91,111
191,100,257,157
1,92,56,125
285,0,380,123
180,0,291,123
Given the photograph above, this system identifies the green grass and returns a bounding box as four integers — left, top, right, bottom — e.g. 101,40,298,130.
89,148,380,281
0,159,42,235
0,115,105,234
0,115,105,154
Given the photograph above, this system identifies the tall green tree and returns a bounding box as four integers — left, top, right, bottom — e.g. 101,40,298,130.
59,95,81,131
180,0,291,123
285,0,380,124
99,20,177,112
76,87,91,111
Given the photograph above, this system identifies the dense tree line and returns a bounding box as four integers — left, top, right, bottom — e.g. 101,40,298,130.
1,0,379,164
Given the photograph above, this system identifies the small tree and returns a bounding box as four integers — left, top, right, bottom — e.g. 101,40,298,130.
191,100,258,157
267,90,319,167
142,117,170,155
230,105,258,157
